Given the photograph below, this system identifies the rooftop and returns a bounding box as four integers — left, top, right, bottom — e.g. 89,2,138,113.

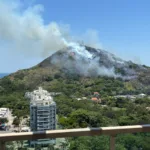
25,87,55,106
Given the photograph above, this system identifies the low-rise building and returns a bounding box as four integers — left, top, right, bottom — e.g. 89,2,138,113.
91,92,102,103
0,108,9,118
114,93,147,101
137,93,146,98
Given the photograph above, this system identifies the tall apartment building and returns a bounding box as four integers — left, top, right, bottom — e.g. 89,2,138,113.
25,87,56,146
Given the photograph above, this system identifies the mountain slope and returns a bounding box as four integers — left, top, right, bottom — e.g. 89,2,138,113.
0,45,149,96
38,46,147,78
0,46,150,149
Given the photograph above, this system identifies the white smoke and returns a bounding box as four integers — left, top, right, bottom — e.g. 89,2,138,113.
0,0,128,78
50,47,126,78
80,29,102,49
0,0,102,57
133,56,142,65
0,0,68,57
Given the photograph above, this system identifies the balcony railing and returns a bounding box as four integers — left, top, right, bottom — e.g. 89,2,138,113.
0,124,150,150
37,116,49,119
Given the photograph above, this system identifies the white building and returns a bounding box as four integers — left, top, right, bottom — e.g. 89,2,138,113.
0,108,9,118
26,87,56,146
137,93,146,98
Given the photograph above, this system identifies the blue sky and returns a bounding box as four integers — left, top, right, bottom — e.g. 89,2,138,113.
0,0,150,72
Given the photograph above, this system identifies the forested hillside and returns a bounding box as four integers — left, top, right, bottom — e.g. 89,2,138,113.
0,47,150,149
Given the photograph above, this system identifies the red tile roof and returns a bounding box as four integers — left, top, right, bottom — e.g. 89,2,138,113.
94,92,99,95
91,97,98,101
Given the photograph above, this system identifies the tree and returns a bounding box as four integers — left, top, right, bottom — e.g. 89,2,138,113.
48,144,55,150
0,118,8,123
13,117,20,127
35,144,42,150
69,136,109,150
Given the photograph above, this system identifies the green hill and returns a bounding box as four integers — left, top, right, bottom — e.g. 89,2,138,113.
0,46,150,149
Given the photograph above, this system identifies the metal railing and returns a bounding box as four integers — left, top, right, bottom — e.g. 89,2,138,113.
0,124,150,150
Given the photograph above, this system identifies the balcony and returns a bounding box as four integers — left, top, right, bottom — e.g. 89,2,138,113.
37,120,49,123
0,124,150,150
37,110,49,113
37,116,49,119
37,113,50,116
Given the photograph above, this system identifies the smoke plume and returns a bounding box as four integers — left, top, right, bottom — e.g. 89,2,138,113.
0,0,135,78
0,0,102,57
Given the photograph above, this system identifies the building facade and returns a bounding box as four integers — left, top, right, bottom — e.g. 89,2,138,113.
0,108,9,118
26,87,56,146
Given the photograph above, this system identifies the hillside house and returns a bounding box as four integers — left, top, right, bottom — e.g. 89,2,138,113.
91,92,102,103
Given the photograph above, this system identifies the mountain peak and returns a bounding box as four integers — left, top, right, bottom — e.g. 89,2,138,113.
38,45,146,78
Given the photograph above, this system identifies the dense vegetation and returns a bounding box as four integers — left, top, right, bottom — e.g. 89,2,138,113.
55,94,150,150
0,66,150,149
